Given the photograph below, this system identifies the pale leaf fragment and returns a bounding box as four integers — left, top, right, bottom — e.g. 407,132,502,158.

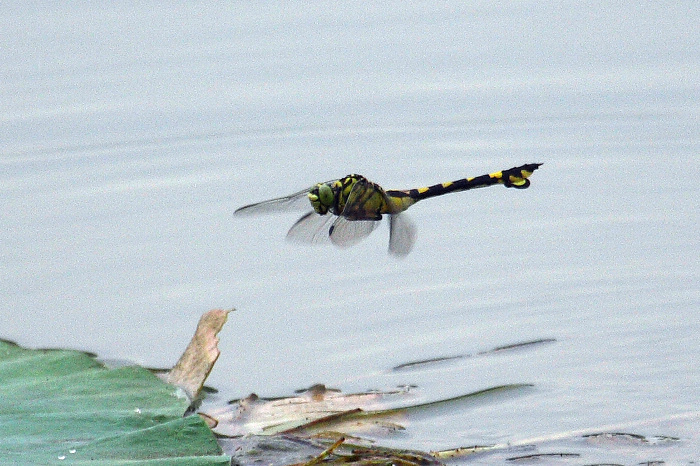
166,308,232,399
206,384,414,437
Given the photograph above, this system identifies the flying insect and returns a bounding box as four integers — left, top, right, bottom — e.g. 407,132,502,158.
234,163,542,256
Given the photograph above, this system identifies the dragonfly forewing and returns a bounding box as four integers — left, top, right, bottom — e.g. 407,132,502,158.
234,177,347,216
233,187,314,216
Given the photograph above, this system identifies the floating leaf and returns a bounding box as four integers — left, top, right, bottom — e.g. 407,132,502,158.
281,384,533,436
0,336,230,465
206,384,413,437
206,383,531,437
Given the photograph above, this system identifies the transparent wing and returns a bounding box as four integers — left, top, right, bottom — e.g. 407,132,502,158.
234,187,313,216
388,213,416,257
286,211,337,244
234,179,338,216
328,216,380,248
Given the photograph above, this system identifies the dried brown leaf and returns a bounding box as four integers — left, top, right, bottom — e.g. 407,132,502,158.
166,308,232,399
206,385,413,437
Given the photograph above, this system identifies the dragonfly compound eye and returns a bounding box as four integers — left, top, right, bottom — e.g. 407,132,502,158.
308,184,331,215
317,183,334,208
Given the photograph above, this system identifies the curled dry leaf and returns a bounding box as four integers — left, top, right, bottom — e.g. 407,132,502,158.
206,384,414,437
166,308,232,400
205,383,531,438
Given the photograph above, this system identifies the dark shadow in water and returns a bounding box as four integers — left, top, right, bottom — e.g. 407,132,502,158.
392,337,556,371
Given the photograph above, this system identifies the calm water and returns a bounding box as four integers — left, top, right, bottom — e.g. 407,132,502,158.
2,2,698,462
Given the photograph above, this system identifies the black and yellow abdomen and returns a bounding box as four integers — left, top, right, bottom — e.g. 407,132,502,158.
385,163,541,214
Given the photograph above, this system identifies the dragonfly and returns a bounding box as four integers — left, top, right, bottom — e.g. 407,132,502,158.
234,163,541,256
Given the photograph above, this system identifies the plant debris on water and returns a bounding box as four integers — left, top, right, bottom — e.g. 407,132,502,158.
1,310,695,465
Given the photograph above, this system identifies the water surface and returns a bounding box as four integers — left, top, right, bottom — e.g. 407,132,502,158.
2,2,698,462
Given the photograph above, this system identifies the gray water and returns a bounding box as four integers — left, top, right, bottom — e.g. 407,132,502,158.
2,2,699,462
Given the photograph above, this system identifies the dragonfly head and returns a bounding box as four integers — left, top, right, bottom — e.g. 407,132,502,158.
308,182,335,215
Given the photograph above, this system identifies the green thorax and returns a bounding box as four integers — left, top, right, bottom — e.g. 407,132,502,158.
307,175,403,219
